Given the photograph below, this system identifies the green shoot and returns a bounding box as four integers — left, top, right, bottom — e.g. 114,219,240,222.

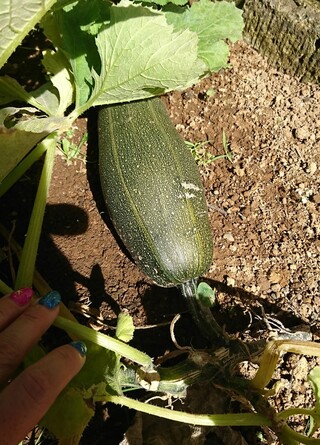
186,131,232,167
59,130,88,165
196,281,216,307
206,88,215,97
180,279,225,342
186,140,219,166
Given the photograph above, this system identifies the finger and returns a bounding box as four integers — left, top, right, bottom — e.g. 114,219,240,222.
0,341,86,445
0,288,34,331
0,290,61,384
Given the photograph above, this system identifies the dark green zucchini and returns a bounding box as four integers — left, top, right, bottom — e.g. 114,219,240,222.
98,97,213,287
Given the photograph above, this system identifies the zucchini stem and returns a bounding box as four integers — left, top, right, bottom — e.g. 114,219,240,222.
180,279,226,344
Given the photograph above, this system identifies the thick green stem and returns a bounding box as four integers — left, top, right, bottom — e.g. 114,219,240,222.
0,141,48,199
15,134,57,289
54,316,154,369
0,225,78,327
105,394,271,427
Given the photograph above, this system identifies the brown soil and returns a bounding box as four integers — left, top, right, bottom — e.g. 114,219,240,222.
1,40,320,444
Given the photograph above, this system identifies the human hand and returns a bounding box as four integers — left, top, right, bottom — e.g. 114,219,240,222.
0,288,86,444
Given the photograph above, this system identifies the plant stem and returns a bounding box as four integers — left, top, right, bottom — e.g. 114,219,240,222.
0,279,12,295
105,394,271,427
251,340,320,390
250,341,280,389
280,424,320,445
1,283,152,369
54,316,154,369
15,134,57,289
277,407,314,421
0,224,78,324
0,141,48,198
180,279,226,344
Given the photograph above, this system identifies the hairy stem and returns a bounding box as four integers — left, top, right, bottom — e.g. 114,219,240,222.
15,134,57,289
54,316,154,369
105,394,271,427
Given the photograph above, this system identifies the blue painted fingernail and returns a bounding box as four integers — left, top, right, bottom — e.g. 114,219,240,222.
69,341,87,357
38,290,61,309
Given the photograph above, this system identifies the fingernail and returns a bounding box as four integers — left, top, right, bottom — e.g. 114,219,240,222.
9,288,34,306
38,290,61,309
69,341,87,357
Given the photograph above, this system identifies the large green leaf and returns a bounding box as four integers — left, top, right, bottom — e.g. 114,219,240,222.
40,387,94,442
30,82,61,116
141,0,188,5
0,0,58,70
90,1,205,107
41,49,74,115
165,0,244,71
44,0,109,108
49,0,243,116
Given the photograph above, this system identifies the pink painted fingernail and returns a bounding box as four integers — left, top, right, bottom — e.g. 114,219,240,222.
9,288,34,306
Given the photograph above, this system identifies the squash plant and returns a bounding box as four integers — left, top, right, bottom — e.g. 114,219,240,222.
1,1,320,444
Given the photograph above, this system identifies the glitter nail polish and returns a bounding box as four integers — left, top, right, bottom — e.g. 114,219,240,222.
9,288,34,306
38,290,61,309
69,341,87,357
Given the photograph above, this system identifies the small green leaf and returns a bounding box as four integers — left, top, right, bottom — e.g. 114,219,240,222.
70,342,123,395
82,381,110,403
116,313,135,343
206,88,215,97
196,282,216,308
71,343,115,388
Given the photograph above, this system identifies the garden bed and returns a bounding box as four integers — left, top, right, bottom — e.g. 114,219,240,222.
1,40,320,444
